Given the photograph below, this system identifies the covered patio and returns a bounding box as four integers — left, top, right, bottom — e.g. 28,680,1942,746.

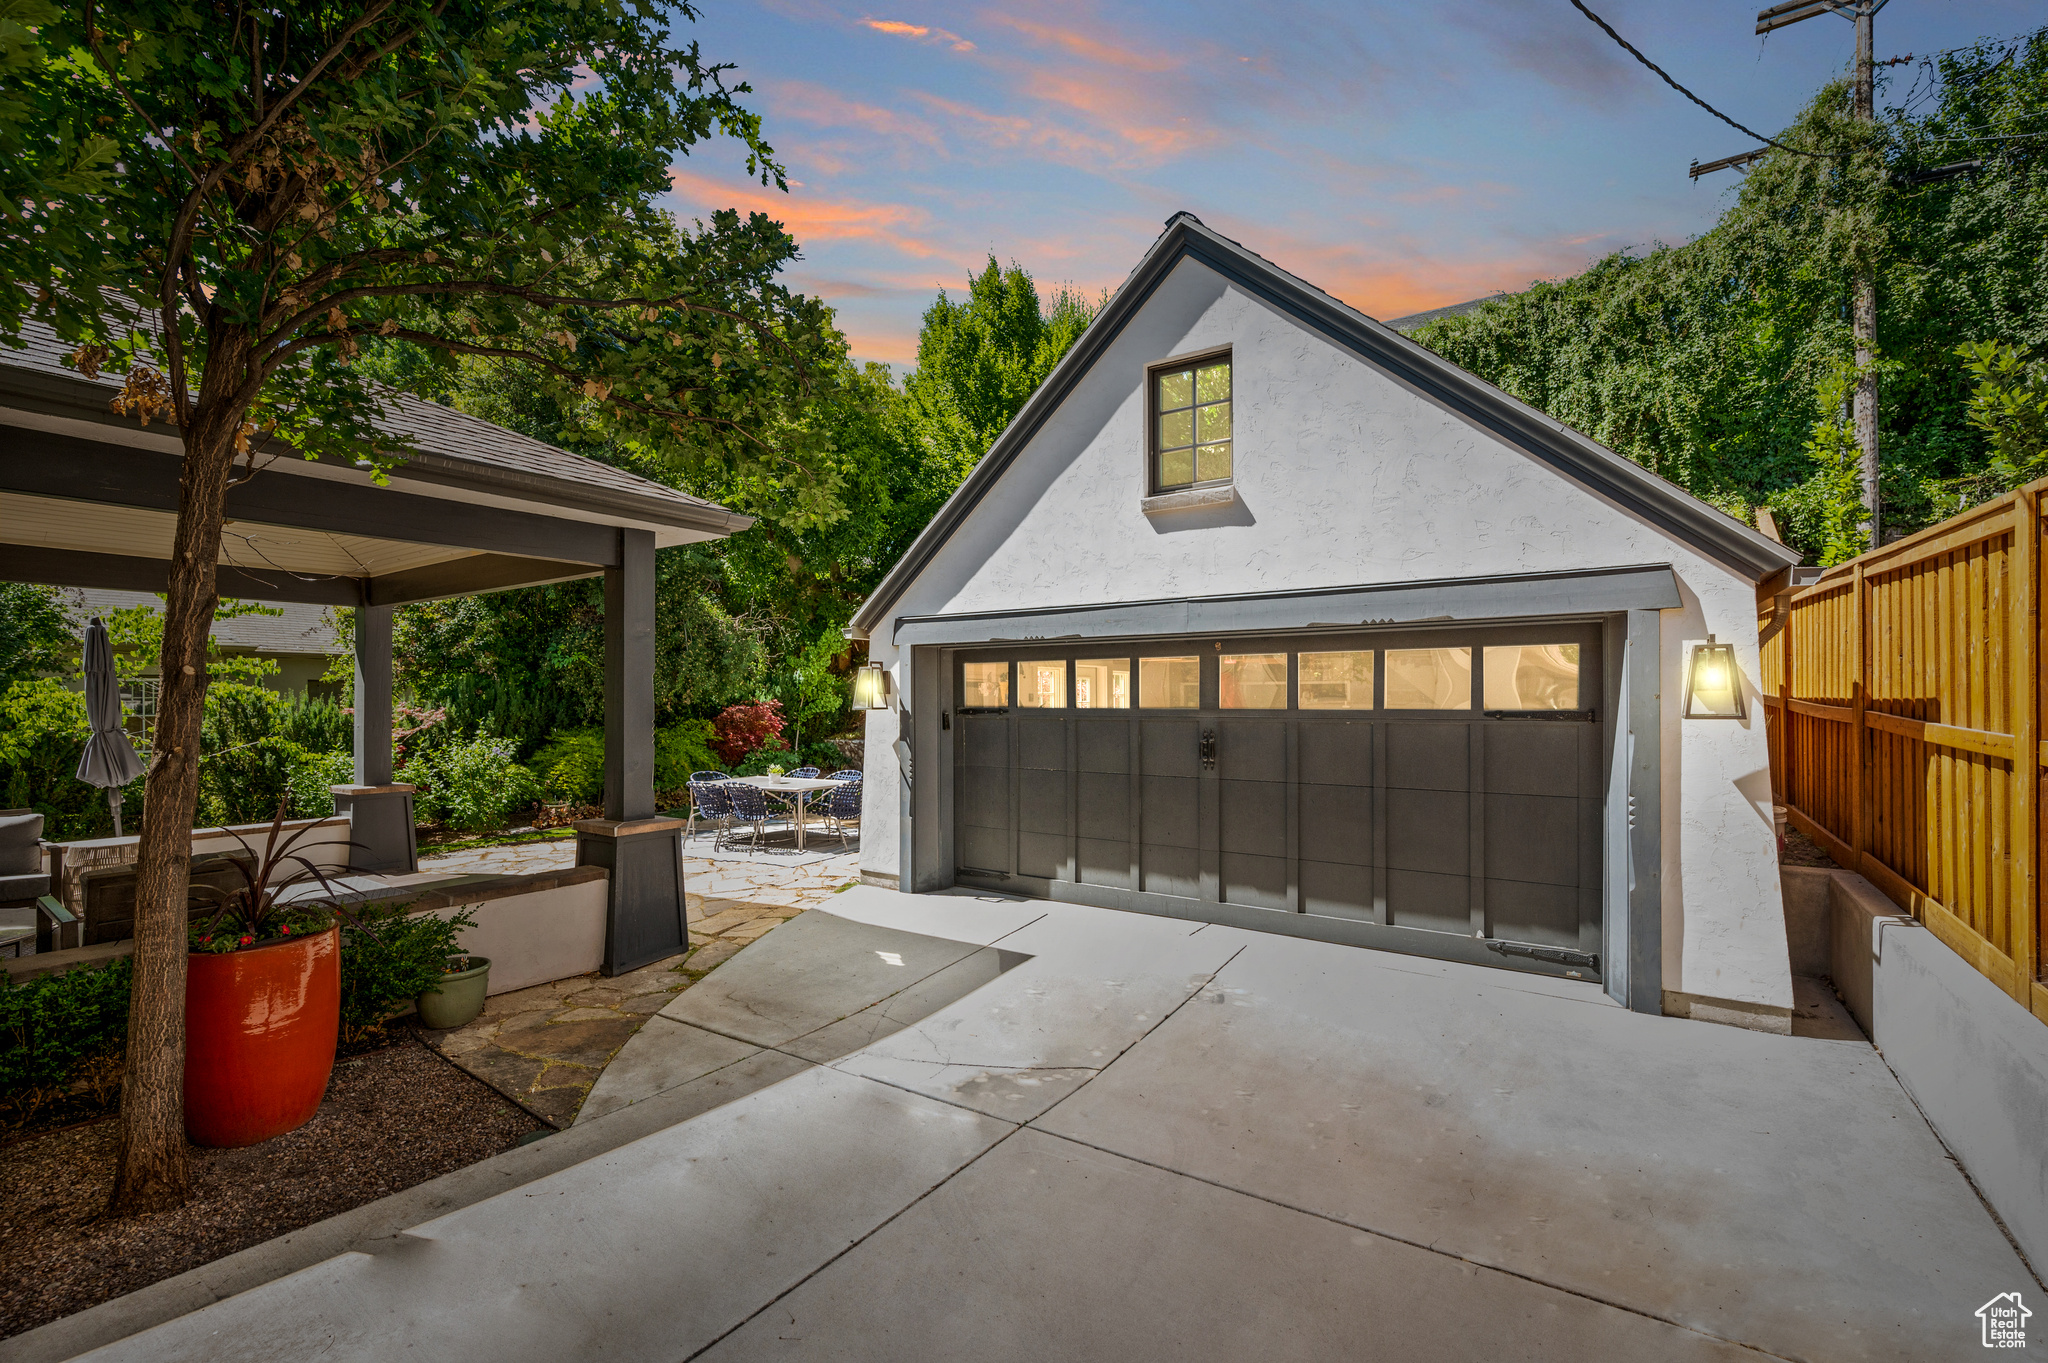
0,319,751,975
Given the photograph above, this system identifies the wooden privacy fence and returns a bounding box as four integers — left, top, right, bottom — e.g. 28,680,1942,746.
1759,481,2045,1022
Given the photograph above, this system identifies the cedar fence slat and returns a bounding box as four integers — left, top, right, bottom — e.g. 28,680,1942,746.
1762,482,2044,1017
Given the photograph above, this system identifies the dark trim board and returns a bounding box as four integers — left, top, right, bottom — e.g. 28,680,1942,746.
0,428,621,565
0,543,605,607
848,213,1796,638
893,564,1681,646
0,543,366,605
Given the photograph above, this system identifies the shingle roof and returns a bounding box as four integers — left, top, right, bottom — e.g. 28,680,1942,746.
1385,293,1512,334
0,315,748,533
63,588,341,655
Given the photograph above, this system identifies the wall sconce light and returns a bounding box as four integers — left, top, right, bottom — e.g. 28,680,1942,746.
852,661,890,710
1683,635,1744,719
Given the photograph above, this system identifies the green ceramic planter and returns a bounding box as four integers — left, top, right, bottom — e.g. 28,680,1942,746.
417,956,490,1030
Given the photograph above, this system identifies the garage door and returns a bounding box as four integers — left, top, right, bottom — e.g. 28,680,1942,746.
951,625,1605,978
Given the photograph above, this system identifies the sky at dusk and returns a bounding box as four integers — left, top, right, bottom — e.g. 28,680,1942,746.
662,1,2040,368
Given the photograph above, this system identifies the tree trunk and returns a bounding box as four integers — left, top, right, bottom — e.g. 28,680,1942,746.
106,333,250,1216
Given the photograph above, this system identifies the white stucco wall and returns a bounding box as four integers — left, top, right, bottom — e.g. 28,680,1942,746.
858,256,1789,1015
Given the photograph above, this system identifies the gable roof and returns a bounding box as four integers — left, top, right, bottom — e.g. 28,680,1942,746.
847,213,1796,639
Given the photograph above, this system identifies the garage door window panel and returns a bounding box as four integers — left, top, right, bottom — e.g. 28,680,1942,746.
1076,658,1130,709
1020,660,1068,709
1221,653,1287,709
1385,647,1472,710
1299,651,1373,710
1139,656,1201,709
1482,644,1579,711
962,662,1009,708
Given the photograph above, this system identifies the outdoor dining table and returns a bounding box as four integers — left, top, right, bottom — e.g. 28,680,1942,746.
731,775,846,851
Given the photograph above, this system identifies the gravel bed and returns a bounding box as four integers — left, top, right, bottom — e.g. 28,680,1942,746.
0,1038,541,1341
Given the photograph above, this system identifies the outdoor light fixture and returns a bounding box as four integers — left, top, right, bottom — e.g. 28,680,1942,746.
853,662,890,710
1683,635,1744,719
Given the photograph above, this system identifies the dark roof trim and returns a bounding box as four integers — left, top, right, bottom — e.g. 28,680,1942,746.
0,354,751,539
848,214,1794,638
890,564,1682,646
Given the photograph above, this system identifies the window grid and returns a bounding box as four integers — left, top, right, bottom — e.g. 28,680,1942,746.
1151,353,1232,493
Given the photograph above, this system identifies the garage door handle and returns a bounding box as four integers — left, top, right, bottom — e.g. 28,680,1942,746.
1200,730,1216,770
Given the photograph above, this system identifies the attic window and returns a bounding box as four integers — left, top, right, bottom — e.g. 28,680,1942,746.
1149,350,1232,495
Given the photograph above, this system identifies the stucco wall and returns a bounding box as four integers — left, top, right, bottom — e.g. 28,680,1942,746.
858,256,1789,1014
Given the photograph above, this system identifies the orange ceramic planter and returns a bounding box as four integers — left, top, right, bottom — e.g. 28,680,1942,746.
184,926,340,1148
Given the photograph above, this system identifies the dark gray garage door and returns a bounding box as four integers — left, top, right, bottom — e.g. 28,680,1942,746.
952,625,1605,978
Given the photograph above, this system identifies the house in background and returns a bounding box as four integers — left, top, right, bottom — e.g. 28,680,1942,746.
56,587,346,725
847,212,1801,1033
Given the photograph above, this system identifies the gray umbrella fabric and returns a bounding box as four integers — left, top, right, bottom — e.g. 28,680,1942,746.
76,617,146,836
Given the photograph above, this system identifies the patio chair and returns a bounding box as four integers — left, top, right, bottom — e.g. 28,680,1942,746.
825,769,863,782
0,809,75,957
689,770,730,784
687,779,733,847
723,781,787,852
817,778,863,850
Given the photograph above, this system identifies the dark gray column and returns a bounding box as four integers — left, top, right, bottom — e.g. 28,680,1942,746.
353,604,394,786
604,528,656,821
580,527,686,973
332,602,417,874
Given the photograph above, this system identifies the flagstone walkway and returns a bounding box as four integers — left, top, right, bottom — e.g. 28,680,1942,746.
412,838,861,1124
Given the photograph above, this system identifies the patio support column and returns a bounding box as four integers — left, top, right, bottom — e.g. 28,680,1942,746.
331,602,418,874
576,528,687,975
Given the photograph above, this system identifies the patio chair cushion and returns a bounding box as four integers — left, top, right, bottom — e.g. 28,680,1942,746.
0,809,44,876
0,871,52,902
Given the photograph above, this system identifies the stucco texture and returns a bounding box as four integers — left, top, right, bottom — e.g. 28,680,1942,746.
858,256,1788,1014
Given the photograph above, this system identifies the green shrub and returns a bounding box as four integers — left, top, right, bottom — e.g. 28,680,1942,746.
339,905,477,1046
401,734,539,832
0,956,132,1097
0,679,138,839
279,692,353,754
656,718,720,787
532,728,606,803
288,748,356,820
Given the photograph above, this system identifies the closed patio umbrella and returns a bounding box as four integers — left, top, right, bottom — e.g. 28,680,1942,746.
76,617,145,837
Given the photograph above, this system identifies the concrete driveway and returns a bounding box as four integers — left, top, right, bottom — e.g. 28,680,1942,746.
39,888,2037,1362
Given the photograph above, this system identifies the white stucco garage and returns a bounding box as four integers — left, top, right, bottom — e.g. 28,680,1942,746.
847,213,1801,1030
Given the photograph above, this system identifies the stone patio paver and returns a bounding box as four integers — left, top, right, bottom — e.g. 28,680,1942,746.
411,839,859,1123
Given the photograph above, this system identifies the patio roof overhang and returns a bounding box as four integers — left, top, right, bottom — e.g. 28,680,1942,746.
0,322,753,608
1,323,741,975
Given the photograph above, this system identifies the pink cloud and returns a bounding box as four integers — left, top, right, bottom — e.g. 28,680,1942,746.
666,167,943,259
982,14,1176,74
769,79,945,153
862,17,974,52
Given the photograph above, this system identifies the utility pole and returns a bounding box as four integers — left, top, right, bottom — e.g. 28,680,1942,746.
1751,0,1889,542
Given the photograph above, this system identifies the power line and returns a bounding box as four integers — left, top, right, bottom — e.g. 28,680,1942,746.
1568,0,1836,158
